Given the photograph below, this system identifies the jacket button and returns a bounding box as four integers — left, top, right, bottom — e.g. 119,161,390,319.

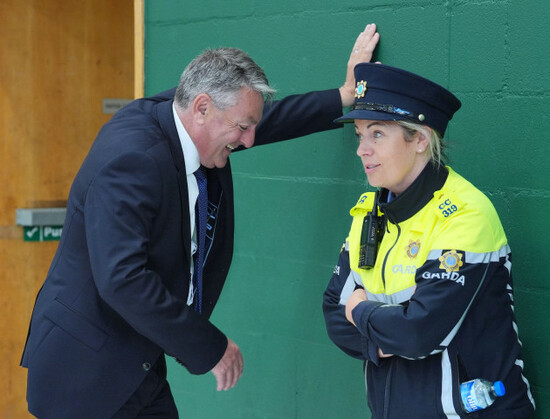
142,362,151,371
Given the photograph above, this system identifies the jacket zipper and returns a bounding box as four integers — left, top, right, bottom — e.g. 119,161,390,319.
381,218,401,287
380,214,399,419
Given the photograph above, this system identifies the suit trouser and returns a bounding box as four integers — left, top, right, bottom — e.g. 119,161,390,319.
111,356,179,418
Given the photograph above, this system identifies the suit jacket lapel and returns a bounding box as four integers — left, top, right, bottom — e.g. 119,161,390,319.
156,99,192,265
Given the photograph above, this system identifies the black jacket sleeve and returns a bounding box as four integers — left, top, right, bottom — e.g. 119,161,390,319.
350,250,496,360
323,246,381,363
248,89,343,148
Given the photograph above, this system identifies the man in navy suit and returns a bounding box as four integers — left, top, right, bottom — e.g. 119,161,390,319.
21,25,379,418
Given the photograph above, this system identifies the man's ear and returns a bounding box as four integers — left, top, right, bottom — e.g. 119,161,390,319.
193,93,211,123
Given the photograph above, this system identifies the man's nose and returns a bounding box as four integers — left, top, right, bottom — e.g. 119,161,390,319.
240,129,255,149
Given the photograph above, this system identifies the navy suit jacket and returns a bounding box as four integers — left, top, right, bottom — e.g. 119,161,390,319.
21,87,343,418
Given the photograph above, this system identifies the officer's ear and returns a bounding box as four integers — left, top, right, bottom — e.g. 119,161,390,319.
416,126,431,151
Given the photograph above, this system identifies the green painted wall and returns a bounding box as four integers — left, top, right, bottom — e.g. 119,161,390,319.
144,1,550,417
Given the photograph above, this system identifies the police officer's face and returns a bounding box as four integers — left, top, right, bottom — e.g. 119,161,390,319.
355,120,429,195
196,88,264,168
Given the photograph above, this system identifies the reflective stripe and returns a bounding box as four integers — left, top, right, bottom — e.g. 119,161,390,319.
516,358,537,409
426,249,443,260
464,245,509,264
505,267,535,410
508,286,536,411
440,349,459,418
427,245,511,264
352,269,363,287
366,285,415,304
436,261,490,350
337,265,365,306
504,251,512,274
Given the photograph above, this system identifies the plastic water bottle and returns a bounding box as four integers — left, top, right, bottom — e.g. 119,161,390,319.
460,378,506,412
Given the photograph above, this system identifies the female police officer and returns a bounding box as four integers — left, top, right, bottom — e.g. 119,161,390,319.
322,63,535,418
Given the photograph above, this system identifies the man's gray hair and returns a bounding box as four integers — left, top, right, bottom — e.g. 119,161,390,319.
175,47,275,110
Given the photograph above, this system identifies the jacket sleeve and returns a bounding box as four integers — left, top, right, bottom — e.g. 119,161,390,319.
85,150,227,375
351,244,504,360
250,89,343,148
323,244,381,363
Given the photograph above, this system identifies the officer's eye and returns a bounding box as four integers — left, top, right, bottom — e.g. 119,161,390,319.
372,130,383,139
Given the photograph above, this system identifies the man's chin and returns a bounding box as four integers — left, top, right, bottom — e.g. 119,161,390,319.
213,157,229,169
200,153,230,169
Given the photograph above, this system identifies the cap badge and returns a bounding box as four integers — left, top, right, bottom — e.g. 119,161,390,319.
355,81,367,99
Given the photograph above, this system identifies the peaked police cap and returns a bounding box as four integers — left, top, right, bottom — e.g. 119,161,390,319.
335,63,461,136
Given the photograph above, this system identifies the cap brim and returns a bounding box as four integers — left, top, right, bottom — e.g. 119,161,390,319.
334,109,407,124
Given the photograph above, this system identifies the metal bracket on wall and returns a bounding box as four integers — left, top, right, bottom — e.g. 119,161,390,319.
102,98,133,114
15,208,66,226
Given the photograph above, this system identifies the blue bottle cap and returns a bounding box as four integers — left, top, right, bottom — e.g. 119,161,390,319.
494,381,506,397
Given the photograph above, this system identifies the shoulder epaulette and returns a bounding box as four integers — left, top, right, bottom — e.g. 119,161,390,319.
350,192,376,216
432,189,464,221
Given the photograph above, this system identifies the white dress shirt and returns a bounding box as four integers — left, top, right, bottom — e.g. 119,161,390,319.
172,103,200,305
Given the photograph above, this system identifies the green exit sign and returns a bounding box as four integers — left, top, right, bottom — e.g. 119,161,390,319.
23,225,63,242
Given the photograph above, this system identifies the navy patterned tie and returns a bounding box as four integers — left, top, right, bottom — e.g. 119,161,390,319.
193,166,208,313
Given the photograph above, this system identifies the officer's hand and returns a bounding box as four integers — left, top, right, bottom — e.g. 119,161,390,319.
378,348,393,358
345,288,367,326
339,23,380,107
211,338,243,391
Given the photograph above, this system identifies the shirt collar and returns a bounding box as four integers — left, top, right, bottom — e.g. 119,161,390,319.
172,103,200,175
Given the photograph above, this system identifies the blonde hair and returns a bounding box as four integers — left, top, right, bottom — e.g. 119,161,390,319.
397,121,445,167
